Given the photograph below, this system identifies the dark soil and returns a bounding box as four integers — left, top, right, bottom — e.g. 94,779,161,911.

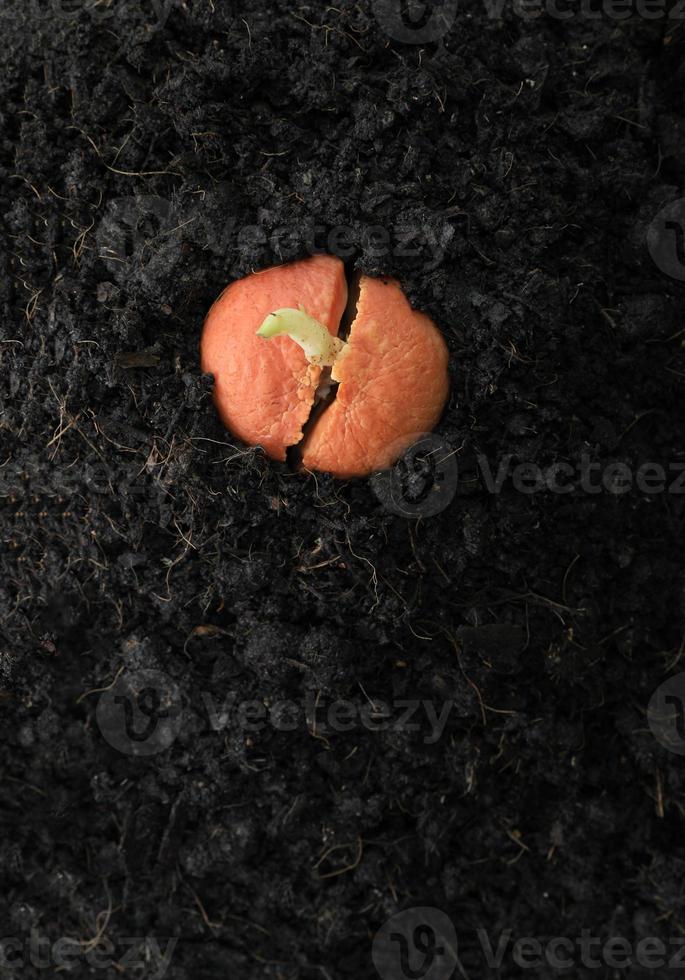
1,1,684,978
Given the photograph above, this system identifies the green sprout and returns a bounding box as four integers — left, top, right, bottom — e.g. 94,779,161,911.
256,306,346,367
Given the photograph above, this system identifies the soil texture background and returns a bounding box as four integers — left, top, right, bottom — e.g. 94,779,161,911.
1,1,684,977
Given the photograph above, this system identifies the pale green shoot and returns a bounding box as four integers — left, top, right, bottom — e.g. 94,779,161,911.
256,306,346,367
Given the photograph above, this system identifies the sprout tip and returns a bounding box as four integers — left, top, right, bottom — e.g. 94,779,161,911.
256,307,346,366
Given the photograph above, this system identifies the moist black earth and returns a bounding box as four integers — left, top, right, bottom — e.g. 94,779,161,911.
1,1,684,978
